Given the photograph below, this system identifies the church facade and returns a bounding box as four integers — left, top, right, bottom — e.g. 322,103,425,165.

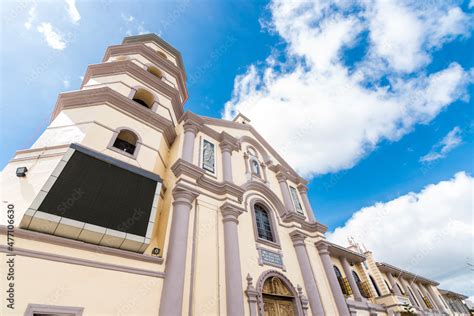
0,34,469,316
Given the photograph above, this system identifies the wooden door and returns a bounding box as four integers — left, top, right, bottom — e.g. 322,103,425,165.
263,296,296,316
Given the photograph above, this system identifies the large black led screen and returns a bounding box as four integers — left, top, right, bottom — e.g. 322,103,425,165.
38,150,158,236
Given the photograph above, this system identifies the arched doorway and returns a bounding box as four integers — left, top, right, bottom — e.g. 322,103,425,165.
257,270,304,316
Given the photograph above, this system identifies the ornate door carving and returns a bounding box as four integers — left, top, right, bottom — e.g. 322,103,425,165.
262,277,296,316
263,296,296,316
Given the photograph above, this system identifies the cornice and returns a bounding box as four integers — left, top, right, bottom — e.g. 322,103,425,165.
315,240,366,263
219,131,240,152
0,226,163,264
81,60,184,120
50,87,177,147
102,42,188,102
282,213,328,234
171,159,245,202
122,34,187,80
376,262,440,286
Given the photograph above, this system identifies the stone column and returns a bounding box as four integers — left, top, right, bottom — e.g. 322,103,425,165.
297,184,316,222
220,203,245,316
289,232,325,316
159,184,199,316
220,143,234,183
316,242,350,316
400,277,419,309
387,273,402,296
427,285,449,314
182,122,199,163
419,284,438,311
245,274,258,316
276,172,296,213
340,257,363,301
411,282,428,310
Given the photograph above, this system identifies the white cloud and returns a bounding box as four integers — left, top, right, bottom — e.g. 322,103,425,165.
24,3,37,30
37,22,66,50
327,172,474,297
121,14,149,36
224,0,473,177
65,0,81,24
365,0,472,73
420,127,462,162
63,79,70,88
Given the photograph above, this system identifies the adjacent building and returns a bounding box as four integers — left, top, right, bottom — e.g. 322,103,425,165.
0,34,470,316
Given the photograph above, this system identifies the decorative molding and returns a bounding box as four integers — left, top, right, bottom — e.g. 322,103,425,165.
376,262,440,286
0,245,165,278
220,202,245,224
172,182,200,208
50,87,177,147
171,158,245,202
103,41,188,101
0,226,163,264
24,304,84,316
255,269,305,316
289,230,307,247
122,34,187,80
80,60,184,120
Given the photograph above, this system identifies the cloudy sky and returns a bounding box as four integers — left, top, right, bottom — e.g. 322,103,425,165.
1,0,473,300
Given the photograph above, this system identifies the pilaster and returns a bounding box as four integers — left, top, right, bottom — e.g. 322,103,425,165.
289,231,325,316
159,183,199,316
316,241,350,316
220,202,245,316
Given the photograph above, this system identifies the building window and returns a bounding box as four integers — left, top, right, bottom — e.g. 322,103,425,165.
369,275,381,297
352,271,370,298
250,157,261,177
157,50,167,59
396,283,405,295
113,129,138,155
334,265,352,295
289,186,304,215
201,139,215,173
407,286,420,307
255,204,274,242
132,88,154,109
147,66,163,79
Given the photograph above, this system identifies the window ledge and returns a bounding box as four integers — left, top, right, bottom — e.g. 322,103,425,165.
256,237,281,250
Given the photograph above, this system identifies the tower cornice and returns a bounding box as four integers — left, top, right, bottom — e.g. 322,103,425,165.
102,43,188,104
51,87,177,146
81,60,184,120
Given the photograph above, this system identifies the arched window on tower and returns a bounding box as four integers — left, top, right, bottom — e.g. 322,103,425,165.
132,88,154,109
334,266,352,295
113,130,138,155
147,66,163,79
369,275,382,297
254,204,274,242
157,50,167,59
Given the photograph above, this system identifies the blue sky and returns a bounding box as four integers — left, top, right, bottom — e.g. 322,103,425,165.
1,0,473,297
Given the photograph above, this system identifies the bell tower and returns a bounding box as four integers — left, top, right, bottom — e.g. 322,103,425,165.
1,34,188,254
